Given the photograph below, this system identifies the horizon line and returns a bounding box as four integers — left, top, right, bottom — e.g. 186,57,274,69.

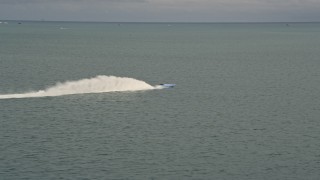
1,19,320,24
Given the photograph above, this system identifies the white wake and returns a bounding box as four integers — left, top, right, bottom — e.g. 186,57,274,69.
0,75,155,99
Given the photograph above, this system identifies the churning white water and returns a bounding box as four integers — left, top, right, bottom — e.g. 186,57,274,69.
0,75,155,99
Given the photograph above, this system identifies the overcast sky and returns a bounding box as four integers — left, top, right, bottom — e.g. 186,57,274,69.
0,0,320,22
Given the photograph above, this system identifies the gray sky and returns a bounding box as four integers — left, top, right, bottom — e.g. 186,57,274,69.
0,0,320,22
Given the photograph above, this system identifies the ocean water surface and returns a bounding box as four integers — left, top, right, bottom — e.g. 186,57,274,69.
1,21,320,179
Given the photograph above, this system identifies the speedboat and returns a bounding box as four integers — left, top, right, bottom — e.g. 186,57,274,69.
158,84,176,88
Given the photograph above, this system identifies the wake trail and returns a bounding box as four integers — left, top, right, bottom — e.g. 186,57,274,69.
0,75,155,99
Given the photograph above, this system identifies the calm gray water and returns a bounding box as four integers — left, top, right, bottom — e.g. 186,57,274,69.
1,21,320,179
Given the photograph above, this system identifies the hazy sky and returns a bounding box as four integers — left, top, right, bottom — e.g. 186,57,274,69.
0,0,320,22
